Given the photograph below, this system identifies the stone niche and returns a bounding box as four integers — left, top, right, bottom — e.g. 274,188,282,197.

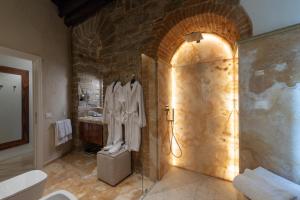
239,25,300,184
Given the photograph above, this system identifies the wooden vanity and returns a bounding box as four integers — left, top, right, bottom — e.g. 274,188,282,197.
78,117,104,147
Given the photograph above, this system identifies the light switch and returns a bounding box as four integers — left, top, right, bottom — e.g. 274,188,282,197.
255,70,264,76
45,112,52,119
254,100,270,110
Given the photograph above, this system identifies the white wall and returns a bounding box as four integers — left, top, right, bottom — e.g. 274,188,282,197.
241,0,300,35
0,0,71,168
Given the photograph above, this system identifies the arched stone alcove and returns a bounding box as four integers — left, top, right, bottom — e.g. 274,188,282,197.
142,0,253,180
145,1,252,62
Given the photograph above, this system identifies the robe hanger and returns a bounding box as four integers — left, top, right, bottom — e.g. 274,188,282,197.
130,74,136,84
113,74,120,91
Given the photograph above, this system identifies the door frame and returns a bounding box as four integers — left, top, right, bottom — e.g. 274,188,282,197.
0,46,44,169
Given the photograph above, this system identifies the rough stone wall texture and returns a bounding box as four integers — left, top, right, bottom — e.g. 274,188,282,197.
71,0,252,178
239,25,300,184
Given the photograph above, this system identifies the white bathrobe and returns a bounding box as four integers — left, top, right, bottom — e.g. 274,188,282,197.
122,81,146,152
103,81,123,145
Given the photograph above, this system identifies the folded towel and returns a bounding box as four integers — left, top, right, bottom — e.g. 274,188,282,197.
55,119,72,146
55,121,66,139
109,141,123,154
55,121,66,146
254,167,300,199
244,169,297,199
64,119,72,136
103,145,113,151
233,174,297,200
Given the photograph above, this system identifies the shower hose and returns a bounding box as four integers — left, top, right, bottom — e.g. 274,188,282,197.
168,109,182,158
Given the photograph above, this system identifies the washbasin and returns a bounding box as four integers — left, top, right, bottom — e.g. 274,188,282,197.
80,116,103,121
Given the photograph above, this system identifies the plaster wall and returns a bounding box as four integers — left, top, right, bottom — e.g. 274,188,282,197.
239,25,300,183
241,0,300,35
0,0,72,175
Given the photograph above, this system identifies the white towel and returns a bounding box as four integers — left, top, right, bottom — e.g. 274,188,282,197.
64,119,72,140
103,145,113,151
254,167,300,199
108,141,123,154
55,119,72,146
55,120,66,146
233,174,297,200
244,169,297,199
55,121,66,139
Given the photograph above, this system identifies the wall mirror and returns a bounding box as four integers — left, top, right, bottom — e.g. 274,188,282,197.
0,66,29,150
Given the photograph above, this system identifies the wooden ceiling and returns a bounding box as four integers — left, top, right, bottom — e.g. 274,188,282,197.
52,0,112,27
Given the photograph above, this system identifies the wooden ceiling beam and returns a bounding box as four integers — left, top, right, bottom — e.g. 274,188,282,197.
64,0,111,26
58,0,90,17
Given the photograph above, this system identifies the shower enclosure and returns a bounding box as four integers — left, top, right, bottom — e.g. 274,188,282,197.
141,33,239,196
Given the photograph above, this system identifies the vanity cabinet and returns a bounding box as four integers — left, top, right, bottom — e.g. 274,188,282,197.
79,122,103,146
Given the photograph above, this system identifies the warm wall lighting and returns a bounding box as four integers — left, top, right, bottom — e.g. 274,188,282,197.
171,33,233,67
171,67,176,109
170,67,181,166
169,33,239,181
224,48,239,181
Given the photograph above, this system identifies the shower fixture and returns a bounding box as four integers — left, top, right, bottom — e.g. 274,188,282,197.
184,32,203,43
164,105,174,122
164,105,182,158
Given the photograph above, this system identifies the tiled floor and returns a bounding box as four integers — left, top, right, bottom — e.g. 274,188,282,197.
143,167,247,200
43,151,247,200
43,151,153,200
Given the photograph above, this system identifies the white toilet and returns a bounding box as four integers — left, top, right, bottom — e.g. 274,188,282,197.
0,170,77,200
40,190,77,200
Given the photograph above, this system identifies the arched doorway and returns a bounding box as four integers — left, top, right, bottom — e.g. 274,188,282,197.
141,1,252,181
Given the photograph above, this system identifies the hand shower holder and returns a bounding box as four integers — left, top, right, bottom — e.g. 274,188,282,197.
164,105,174,122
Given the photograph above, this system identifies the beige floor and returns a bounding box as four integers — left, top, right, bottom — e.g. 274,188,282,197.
143,167,247,200
43,151,246,200
43,150,153,200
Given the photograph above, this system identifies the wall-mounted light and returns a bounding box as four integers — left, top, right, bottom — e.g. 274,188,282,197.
184,32,203,43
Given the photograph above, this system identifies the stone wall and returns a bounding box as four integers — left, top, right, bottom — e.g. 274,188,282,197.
71,0,252,178
168,34,238,181
239,24,300,184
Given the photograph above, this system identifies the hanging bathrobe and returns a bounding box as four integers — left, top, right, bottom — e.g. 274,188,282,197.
103,81,123,146
122,81,146,152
